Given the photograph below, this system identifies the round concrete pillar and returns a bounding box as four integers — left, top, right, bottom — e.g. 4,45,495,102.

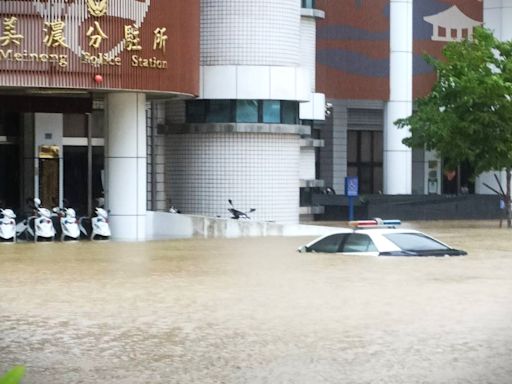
105,93,147,240
476,0,512,194
384,0,413,194
484,0,512,40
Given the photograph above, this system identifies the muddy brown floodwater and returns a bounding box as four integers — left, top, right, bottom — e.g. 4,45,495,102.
1,221,512,384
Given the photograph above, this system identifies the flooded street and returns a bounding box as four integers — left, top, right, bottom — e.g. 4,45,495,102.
1,221,512,383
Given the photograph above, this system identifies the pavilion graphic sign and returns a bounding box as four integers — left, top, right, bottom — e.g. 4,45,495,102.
0,0,199,94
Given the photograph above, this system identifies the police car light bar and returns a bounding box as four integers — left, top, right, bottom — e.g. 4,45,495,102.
349,219,401,228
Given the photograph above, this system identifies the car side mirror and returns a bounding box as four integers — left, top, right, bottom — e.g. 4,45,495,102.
297,245,308,253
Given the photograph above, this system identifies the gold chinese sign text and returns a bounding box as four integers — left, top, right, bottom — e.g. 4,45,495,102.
0,4,169,70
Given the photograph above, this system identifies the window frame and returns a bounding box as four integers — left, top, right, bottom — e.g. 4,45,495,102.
347,130,383,194
186,100,299,125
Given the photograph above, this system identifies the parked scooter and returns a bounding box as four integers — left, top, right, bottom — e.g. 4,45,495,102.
52,205,81,241
19,198,56,242
228,199,255,219
0,207,17,243
79,205,111,240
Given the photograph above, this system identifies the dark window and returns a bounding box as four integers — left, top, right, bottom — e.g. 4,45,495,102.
0,144,19,209
347,131,358,163
206,100,232,123
308,233,347,253
186,100,207,123
347,130,383,194
0,110,19,136
63,146,104,216
281,101,298,124
64,146,88,214
63,114,87,137
384,233,449,252
186,100,299,124
263,100,280,123
91,109,104,138
302,0,316,8
236,100,258,123
341,234,377,252
308,233,377,253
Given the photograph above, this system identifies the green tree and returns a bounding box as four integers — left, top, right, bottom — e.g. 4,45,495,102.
0,366,25,384
396,27,512,227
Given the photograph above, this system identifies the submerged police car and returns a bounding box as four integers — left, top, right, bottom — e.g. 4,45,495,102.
298,219,467,257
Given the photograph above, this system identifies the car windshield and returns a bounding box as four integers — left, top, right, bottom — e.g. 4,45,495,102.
384,232,449,252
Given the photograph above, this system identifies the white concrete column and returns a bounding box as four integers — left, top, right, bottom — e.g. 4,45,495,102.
476,0,512,194
105,93,147,240
484,0,512,40
384,0,413,194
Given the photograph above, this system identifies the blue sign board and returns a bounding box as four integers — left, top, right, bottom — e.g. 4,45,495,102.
345,176,359,197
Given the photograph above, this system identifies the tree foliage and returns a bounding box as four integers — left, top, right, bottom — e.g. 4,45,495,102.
396,27,512,175
0,366,25,384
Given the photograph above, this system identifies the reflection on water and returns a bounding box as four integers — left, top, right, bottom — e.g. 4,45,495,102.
1,221,512,383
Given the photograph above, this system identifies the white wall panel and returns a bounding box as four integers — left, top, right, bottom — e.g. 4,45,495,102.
202,65,237,99
164,133,300,224
384,0,413,194
201,65,311,101
300,17,316,91
105,93,147,241
201,0,300,66
484,0,512,40
300,93,325,120
270,67,297,100
295,67,311,102
235,66,270,99
475,0,512,195
299,148,316,180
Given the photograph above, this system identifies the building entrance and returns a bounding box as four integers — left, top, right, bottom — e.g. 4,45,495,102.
0,96,103,217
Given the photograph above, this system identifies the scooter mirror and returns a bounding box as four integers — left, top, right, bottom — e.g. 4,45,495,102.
34,198,41,206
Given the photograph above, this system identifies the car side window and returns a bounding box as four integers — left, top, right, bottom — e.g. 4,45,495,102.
341,233,377,252
308,233,348,253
